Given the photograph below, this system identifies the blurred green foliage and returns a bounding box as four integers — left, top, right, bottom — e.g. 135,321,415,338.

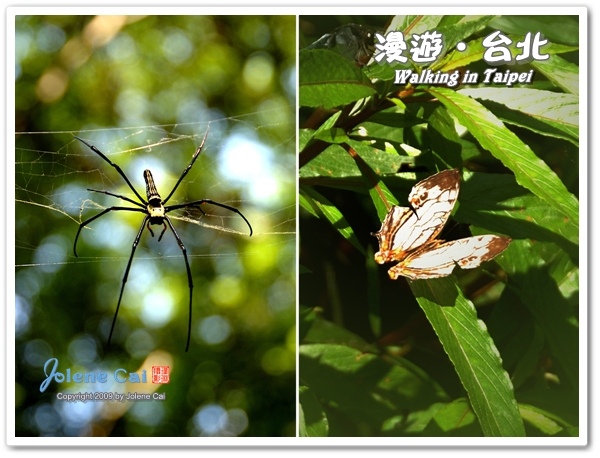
15,15,296,437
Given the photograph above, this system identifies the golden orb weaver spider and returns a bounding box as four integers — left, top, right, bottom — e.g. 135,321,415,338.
73,130,253,352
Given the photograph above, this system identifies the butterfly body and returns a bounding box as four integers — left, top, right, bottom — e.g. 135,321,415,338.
373,169,510,280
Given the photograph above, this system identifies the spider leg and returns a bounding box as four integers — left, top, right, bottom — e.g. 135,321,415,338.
74,207,146,257
166,199,253,236
158,221,168,242
146,219,155,238
164,216,193,352
88,189,146,208
107,216,149,348
162,129,210,205
74,136,146,204
145,221,168,240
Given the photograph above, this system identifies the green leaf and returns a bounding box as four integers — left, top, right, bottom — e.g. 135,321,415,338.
456,171,578,259
410,277,526,437
299,186,365,254
422,398,482,436
365,245,381,338
532,53,580,95
486,298,545,390
494,239,579,389
385,14,494,65
364,15,446,81
314,127,349,144
388,15,446,35
310,110,343,145
548,249,579,301
519,404,569,436
300,49,376,108
345,139,400,220
299,143,361,180
303,314,377,353
299,385,329,437
435,34,577,74
300,342,449,436
459,87,578,144
299,141,406,211
299,127,316,151
427,107,466,168
426,87,579,227
434,37,488,73
434,15,496,60
298,191,318,218
489,15,580,47
299,304,318,343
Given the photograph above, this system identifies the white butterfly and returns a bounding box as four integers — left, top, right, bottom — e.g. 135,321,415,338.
373,169,511,280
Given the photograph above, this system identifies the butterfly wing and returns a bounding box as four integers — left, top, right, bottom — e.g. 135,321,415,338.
408,169,460,210
387,235,511,280
373,169,460,264
372,205,414,263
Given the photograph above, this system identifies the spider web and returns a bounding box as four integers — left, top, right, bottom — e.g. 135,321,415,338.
14,111,296,271
13,108,298,374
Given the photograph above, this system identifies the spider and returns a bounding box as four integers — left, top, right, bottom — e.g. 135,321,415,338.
73,130,253,352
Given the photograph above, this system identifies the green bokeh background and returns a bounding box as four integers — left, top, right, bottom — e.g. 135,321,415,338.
15,15,296,437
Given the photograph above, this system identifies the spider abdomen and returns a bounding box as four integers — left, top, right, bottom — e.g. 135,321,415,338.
144,169,162,202
143,169,166,236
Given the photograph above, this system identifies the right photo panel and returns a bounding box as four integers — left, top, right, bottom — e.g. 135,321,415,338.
298,13,583,439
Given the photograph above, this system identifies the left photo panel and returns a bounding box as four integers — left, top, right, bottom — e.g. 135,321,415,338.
13,14,296,439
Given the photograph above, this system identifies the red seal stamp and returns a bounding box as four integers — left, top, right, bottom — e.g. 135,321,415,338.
152,366,170,384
